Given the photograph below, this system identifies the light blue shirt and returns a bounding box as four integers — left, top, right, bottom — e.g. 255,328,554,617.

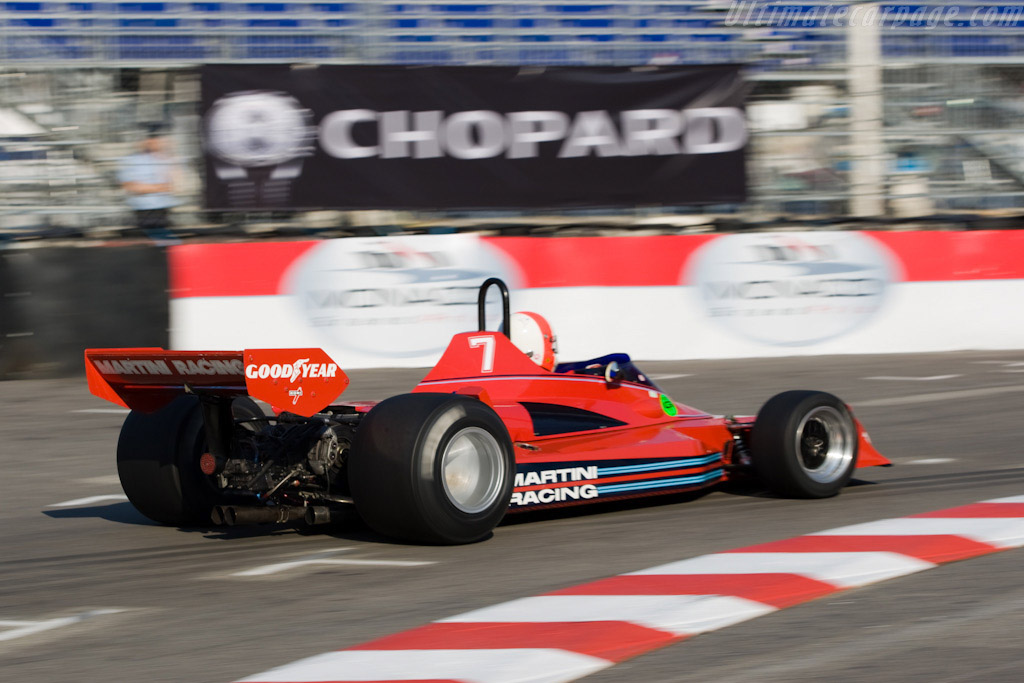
118,152,180,211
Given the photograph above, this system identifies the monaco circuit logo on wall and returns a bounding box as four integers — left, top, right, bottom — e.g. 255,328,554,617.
283,236,521,359
687,232,898,346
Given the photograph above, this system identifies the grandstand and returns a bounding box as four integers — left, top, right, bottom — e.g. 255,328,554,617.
2,2,1024,232
1,2,1023,66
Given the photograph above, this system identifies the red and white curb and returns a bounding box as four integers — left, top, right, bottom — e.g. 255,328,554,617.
238,495,1024,683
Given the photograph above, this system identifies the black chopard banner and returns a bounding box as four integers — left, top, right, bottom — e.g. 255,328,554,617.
200,65,748,210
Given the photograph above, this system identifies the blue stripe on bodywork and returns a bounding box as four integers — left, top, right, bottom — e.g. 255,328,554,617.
596,468,724,495
596,453,722,476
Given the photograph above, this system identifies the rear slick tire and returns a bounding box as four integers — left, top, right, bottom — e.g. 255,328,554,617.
751,390,858,499
349,393,514,545
116,395,263,525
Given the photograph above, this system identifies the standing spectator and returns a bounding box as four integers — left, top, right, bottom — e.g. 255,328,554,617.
118,123,181,233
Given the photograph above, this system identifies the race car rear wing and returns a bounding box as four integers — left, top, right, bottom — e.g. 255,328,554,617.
84,347,349,417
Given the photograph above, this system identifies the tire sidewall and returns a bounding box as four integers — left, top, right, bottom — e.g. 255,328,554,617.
176,396,264,521
117,395,263,525
349,393,515,544
752,390,858,498
410,400,514,543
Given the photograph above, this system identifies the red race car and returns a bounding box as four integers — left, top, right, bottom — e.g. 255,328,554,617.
85,278,889,544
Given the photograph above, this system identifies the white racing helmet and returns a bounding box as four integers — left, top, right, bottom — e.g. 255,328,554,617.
506,311,557,371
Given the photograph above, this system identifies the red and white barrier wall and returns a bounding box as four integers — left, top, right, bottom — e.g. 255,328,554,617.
169,231,1024,368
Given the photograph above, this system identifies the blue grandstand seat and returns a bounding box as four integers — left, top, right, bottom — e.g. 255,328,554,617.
559,19,615,28
650,3,698,14
690,33,735,42
435,4,492,12
952,36,1012,58
312,3,357,12
241,36,332,59
117,3,169,11
2,0,1020,66
246,19,302,27
444,18,494,28
7,17,57,27
117,34,209,60
0,149,48,161
9,35,90,60
517,47,572,63
547,4,615,13
118,19,180,27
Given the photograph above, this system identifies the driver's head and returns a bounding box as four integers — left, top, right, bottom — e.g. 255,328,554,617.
507,311,557,371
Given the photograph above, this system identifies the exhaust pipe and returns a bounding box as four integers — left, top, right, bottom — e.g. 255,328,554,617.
211,505,227,525
213,505,304,526
304,506,335,526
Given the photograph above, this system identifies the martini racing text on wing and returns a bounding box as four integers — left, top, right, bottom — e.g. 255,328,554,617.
318,108,747,159
92,358,245,376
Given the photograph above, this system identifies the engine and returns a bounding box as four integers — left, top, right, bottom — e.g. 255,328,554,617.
217,414,354,505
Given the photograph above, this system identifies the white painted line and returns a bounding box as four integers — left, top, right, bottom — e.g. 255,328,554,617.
0,609,124,643
232,549,435,577
628,552,934,588
650,373,693,381
440,594,775,636
865,375,961,381
987,494,1024,503
48,494,128,508
973,361,1024,373
855,384,1024,408
903,458,956,465
72,408,130,414
78,475,121,485
236,648,610,683
816,518,1024,549
232,559,436,577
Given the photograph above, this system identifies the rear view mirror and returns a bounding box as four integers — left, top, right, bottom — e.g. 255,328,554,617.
604,361,622,384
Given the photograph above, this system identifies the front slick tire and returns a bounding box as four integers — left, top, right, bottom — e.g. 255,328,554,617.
116,395,262,525
751,390,858,499
350,394,514,545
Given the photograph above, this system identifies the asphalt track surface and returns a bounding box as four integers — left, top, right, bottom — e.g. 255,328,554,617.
2,351,1023,683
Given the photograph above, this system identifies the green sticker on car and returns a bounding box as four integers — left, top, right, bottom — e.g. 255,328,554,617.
660,394,678,416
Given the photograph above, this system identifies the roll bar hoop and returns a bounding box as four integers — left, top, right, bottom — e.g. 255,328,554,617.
477,278,511,338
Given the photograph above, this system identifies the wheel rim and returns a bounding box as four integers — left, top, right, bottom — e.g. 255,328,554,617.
794,406,854,483
440,427,505,514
